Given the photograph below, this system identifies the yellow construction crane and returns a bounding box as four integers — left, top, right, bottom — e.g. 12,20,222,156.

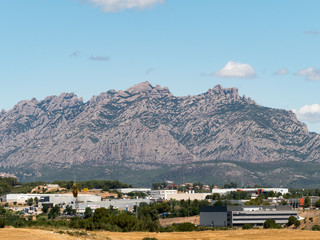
72,183,79,198
72,183,80,216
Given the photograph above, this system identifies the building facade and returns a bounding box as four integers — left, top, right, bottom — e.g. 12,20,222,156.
200,205,297,227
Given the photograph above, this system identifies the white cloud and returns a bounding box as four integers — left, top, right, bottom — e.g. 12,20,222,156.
90,55,110,61
296,67,320,81
214,61,255,78
85,0,165,12
293,104,320,123
274,68,288,76
305,30,320,36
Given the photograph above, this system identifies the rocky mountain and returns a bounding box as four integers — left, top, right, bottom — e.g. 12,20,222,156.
0,82,320,186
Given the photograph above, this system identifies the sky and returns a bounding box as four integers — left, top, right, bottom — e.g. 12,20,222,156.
1,0,320,132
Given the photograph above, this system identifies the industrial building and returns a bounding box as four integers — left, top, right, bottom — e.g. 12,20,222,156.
211,188,288,195
70,199,152,213
116,188,151,194
150,190,178,199
200,205,297,227
1,193,101,204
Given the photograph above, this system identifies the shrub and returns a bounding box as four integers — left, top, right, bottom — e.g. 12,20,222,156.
242,223,254,230
287,216,300,228
142,238,157,240
13,219,25,228
263,219,281,229
0,218,6,228
312,225,320,231
175,222,196,232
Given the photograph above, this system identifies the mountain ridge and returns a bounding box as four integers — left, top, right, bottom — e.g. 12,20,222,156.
0,81,319,185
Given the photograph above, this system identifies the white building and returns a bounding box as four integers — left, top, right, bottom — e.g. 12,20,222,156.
1,193,100,205
212,188,288,195
116,188,151,194
166,192,212,201
1,194,45,203
150,190,178,200
71,199,152,213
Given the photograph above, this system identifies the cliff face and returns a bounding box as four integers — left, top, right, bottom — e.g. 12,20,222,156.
0,81,319,171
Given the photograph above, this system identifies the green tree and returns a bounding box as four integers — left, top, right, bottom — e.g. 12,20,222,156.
27,198,34,206
93,207,110,223
287,216,300,227
48,205,60,219
13,219,25,228
42,204,49,214
84,207,93,219
0,218,5,228
156,202,171,214
223,182,237,188
63,205,75,215
280,200,287,205
0,180,12,194
304,195,311,208
263,219,281,229
314,199,320,208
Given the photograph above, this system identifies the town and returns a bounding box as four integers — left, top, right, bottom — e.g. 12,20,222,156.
1,177,320,235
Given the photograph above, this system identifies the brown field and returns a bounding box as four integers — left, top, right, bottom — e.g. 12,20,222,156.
2,228,320,240
159,215,200,226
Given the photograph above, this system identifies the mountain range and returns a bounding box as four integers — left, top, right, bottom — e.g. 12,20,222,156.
1,82,320,187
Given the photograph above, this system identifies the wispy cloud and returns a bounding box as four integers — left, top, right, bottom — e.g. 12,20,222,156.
274,68,288,76
70,51,80,57
293,104,320,123
145,68,154,75
295,67,320,81
89,55,110,62
305,30,320,36
214,61,256,78
84,0,165,12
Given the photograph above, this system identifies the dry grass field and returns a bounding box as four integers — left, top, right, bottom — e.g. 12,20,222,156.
2,228,320,240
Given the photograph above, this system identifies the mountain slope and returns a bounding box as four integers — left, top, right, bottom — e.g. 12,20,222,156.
0,82,319,185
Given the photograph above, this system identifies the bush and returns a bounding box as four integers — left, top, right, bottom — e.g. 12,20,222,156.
0,218,6,228
287,216,300,228
175,222,196,232
263,219,282,229
142,238,157,240
13,219,25,228
242,223,254,230
312,225,320,231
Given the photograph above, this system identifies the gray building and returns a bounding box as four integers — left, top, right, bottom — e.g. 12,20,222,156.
200,205,298,227
70,199,152,213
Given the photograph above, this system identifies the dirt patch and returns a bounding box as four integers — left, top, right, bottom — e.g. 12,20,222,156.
2,228,320,240
0,227,77,240
159,215,199,226
297,209,320,230
94,229,320,240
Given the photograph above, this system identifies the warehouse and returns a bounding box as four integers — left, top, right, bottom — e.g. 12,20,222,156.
1,193,101,205
211,188,288,195
200,205,298,227
71,199,152,213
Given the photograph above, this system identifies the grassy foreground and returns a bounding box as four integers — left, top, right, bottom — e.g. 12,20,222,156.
1,228,320,240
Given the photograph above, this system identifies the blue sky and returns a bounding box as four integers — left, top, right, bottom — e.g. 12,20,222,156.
1,0,320,132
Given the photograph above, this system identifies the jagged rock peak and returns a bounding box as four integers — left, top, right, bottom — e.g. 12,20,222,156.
125,81,172,97
126,81,153,94
211,85,239,97
205,85,256,103
59,92,78,99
